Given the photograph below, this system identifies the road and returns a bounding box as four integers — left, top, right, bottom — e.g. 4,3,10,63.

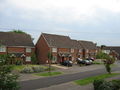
20,67,120,90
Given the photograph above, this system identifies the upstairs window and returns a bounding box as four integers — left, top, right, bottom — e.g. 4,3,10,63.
52,48,57,52
26,48,31,53
0,46,6,52
71,49,74,53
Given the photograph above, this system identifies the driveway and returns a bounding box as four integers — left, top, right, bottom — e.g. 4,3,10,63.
20,66,120,90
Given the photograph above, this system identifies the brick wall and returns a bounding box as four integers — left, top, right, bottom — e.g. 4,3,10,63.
36,35,50,64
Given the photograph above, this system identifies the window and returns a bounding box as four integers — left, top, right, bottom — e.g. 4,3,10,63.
52,48,57,52
52,56,57,63
26,56,31,61
26,48,31,53
0,46,6,52
71,49,74,53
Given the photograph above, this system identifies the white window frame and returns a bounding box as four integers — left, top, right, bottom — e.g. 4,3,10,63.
26,48,31,53
0,46,6,52
26,56,31,61
52,48,57,52
71,49,74,53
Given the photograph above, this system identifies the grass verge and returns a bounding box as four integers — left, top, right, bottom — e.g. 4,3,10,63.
75,73,120,85
35,72,62,76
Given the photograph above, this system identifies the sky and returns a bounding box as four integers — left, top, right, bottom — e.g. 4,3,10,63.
0,0,120,46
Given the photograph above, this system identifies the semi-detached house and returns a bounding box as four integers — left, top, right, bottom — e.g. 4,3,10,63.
36,33,97,64
0,32,35,64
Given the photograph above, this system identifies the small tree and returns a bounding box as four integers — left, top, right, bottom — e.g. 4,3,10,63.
47,52,53,75
31,53,38,64
96,51,115,74
0,54,19,90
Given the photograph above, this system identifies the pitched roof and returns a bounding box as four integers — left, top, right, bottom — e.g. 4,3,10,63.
42,33,72,48
0,32,34,47
103,46,120,55
42,33,96,49
78,40,97,50
70,40,83,49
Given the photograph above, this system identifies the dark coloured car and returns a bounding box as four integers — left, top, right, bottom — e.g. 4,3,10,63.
61,60,73,67
76,58,85,64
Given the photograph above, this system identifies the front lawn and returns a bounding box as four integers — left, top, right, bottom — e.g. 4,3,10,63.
75,73,120,85
35,72,62,76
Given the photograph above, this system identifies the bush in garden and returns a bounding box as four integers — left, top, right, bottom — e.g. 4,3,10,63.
0,54,19,90
21,66,34,73
93,79,105,90
31,53,38,64
20,66,47,73
110,80,120,90
98,81,113,90
93,79,120,90
32,66,45,72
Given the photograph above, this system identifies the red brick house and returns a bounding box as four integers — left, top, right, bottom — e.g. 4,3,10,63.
36,33,97,64
102,46,120,60
79,41,97,59
0,32,35,64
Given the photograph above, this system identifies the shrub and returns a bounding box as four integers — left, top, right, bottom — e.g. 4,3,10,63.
105,64,111,74
98,81,113,90
110,80,120,90
31,53,38,64
32,66,45,72
93,79,120,90
20,66,49,73
15,60,22,65
0,54,19,90
93,79,105,90
21,66,34,73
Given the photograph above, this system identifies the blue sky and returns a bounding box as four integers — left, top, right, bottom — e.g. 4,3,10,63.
0,0,120,46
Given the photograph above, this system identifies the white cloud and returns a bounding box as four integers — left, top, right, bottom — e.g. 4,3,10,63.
1,0,119,23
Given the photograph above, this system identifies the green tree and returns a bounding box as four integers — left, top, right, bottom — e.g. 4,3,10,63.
10,29,26,34
47,52,53,75
96,51,115,74
31,53,38,64
0,54,19,90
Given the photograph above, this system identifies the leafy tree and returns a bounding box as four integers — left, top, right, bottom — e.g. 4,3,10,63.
0,54,19,90
96,51,115,74
10,30,26,34
31,53,38,64
47,52,53,75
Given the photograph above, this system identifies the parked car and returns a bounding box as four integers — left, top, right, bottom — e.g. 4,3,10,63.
86,57,95,61
76,58,85,64
61,60,73,67
84,60,91,65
